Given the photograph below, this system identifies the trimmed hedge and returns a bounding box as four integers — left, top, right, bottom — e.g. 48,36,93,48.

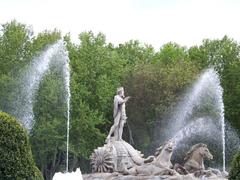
0,111,43,180
229,150,240,180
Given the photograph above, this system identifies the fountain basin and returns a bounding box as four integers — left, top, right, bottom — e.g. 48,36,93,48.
53,168,83,180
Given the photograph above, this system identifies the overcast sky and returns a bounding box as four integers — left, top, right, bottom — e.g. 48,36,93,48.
1,0,240,49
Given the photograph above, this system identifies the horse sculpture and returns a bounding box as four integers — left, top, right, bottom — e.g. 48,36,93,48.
123,139,176,176
184,143,213,173
152,139,174,169
87,141,228,180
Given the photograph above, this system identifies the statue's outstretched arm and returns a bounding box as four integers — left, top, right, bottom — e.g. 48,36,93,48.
118,96,130,105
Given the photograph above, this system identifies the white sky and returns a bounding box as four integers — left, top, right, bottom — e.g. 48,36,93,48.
1,0,240,49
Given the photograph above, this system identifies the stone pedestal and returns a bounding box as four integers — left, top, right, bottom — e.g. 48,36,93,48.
90,138,145,173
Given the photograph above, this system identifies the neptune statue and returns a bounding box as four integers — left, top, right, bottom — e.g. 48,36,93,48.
105,87,130,142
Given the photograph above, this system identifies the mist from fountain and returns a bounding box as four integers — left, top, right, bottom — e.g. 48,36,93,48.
169,68,222,131
172,117,239,152
166,68,239,171
13,41,67,129
11,40,72,173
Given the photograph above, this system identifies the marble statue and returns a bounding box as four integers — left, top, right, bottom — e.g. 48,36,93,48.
123,139,176,176
87,141,228,179
174,143,227,179
85,87,228,179
105,87,130,142
184,143,213,173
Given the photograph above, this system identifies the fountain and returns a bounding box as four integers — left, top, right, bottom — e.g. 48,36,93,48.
8,40,237,180
153,68,239,172
12,40,69,130
179,69,224,169
168,68,224,134
171,117,239,171
10,40,80,177
85,69,239,179
64,46,71,173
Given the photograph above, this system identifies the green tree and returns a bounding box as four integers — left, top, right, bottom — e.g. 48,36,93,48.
31,67,67,180
0,21,32,113
229,150,240,180
188,36,240,133
0,21,61,113
0,20,33,75
153,42,187,64
124,60,199,153
0,111,43,180
116,40,155,66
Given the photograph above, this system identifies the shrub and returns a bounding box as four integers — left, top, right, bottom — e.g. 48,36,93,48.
229,150,240,180
0,111,43,180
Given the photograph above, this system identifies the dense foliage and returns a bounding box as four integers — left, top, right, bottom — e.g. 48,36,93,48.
229,150,240,180
124,60,199,152
0,20,240,179
0,111,43,180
